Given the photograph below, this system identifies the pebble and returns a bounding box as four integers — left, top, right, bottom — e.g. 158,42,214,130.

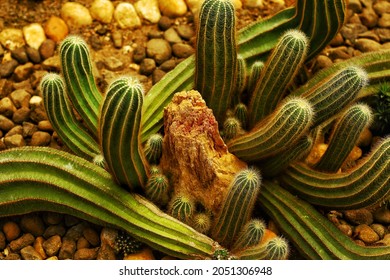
20,245,44,260
0,97,16,117
97,242,116,260
164,27,182,44
373,1,390,15
0,231,6,250
355,38,382,52
354,224,380,244
41,56,61,72
37,120,53,132
4,134,25,148
158,16,173,31
58,237,77,260
14,62,34,82
5,125,22,137
133,45,146,63
176,25,195,40
30,131,51,146
135,0,162,24
112,30,123,48
0,28,25,51
114,3,141,29
340,23,368,41
44,16,69,43
146,38,172,65
378,13,390,28
0,115,16,131
343,209,374,225
159,0,188,18
22,122,37,138
10,89,31,108
20,214,46,236
359,7,378,28
348,0,363,13
9,233,35,252
123,247,155,260
152,69,166,84
39,39,56,60
102,56,124,71
22,23,46,50
90,0,114,24
43,235,62,257
25,46,42,64
74,248,99,260
373,207,390,224
337,224,353,237
377,28,390,43
11,46,29,64
2,221,21,242
159,59,176,72
370,224,386,239
61,2,93,29
0,59,19,78
33,236,47,259
77,237,91,249
42,225,66,239
100,227,118,249
83,227,100,247
244,0,264,8
140,58,157,75
172,43,195,58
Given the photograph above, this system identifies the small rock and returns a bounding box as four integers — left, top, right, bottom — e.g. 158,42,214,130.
355,224,380,244
11,46,29,64
33,236,47,259
5,125,22,137
355,38,382,52
134,0,161,23
0,115,15,131
0,97,16,117
61,2,93,29
176,25,195,40
159,0,188,17
30,131,51,146
140,58,157,75
0,231,6,250
158,16,172,31
343,209,374,225
74,248,99,260
358,30,380,41
38,120,53,132
43,235,62,257
43,212,64,225
133,45,146,63
172,43,195,58
46,256,58,260
378,13,390,28
0,79,14,99
44,16,69,43
90,0,114,24
112,30,123,48
164,28,182,44
337,224,353,237
39,39,56,60
159,59,176,71
347,0,362,13
146,38,172,64
373,207,390,224
359,7,378,28
41,56,61,72
43,225,66,239
25,46,41,64
13,62,34,82
10,89,31,108
65,223,87,241
152,69,166,84
340,23,368,41
83,228,100,247
373,1,390,15
2,221,21,242
376,234,390,246
4,253,21,260
100,227,118,249
23,23,46,50
58,237,77,260
0,28,25,51
22,122,37,138
77,237,91,249
20,214,45,236
20,245,44,260
102,56,124,71
4,134,24,148
64,215,80,227
314,55,333,70
370,224,386,239
148,30,163,39
9,233,35,252
0,59,19,78
377,28,390,43
97,243,116,260
114,3,141,29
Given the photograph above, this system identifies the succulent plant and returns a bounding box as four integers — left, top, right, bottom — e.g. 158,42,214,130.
0,0,389,260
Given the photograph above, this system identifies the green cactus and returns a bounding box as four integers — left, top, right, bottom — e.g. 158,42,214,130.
231,219,266,252
212,168,261,248
191,213,212,235
40,73,100,161
115,231,144,256
233,103,249,130
315,104,373,172
99,77,149,191
195,0,237,124
60,35,102,136
248,29,308,126
246,61,264,98
236,236,289,260
144,133,164,165
234,55,248,104
144,173,170,207
228,97,313,162
168,194,195,224
222,117,243,142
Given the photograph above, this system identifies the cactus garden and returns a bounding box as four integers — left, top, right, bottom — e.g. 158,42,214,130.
0,0,389,260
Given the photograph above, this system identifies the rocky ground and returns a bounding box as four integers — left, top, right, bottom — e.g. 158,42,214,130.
0,0,390,260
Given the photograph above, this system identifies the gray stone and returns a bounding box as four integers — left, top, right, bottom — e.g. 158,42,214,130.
175,25,195,40
164,27,182,44
11,46,29,64
0,59,19,78
25,46,41,64
146,38,172,65
13,62,34,82
139,58,156,75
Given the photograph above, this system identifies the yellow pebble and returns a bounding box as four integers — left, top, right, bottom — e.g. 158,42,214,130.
305,143,328,166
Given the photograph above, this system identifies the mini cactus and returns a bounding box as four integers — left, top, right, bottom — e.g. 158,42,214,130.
236,235,289,260
234,55,248,103
231,219,266,252
115,230,144,256
212,168,261,247
144,173,170,206
144,133,164,165
222,117,243,142
234,103,249,130
191,213,212,234
246,61,264,96
168,194,195,224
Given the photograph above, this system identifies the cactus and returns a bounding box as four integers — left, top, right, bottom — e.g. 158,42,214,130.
168,194,195,224
144,133,164,165
40,73,100,161
195,0,237,124
228,97,313,162
212,168,261,247
236,236,289,260
246,61,264,96
234,103,249,130
192,213,212,235
99,77,149,191
231,219,266,252
222,117,242,142
144,173,170,206
248,29,308,126
315,104,373,172
234,55,248,104
115,231,144,256
60,36,102,136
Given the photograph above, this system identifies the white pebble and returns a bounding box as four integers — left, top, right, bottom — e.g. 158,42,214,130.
114,3,141,29
134,0,161,23
90,0,114,24
29,96,43,107
159,0,188,17
61,2,93,29
23,23,47,50
0,28,25,51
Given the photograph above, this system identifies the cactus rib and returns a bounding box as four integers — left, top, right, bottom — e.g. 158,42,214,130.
0,147,221,260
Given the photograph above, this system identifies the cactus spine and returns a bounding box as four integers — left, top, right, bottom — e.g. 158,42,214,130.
236,236,289,260
192,213,212,235
228,97,313,162
41,73,100,161
99,77,149,191
248,29,308,126
315,104,373,172
222,117,242,142
231,219,266,252
212,168,261,247
246,61,264,95
144,173,170,206
168,194,195,224
144,133,164,164
60,36,102,136
195,0,237,124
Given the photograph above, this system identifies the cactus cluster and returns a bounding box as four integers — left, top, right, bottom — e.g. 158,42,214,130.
0,0,389,260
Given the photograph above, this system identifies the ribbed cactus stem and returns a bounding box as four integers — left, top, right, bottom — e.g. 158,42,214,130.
246,61,264,95
41,73,100,161
228,97,313,162
301,66,368,127
145,173,170,207
99,77,149,191
248,29,308,127
191,213,212,234
168,194,195,224
233,55,247,105
236,236,289,260
222,117,242,142
212,168,261,248
231,219,266,252
60,35,102,136
144,133,164,165
315,104,373,172
234,103,248,130
195,0,237,124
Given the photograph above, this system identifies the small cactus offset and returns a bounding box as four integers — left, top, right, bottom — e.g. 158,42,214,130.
315,104,373,172
212,168,261,248
234,103,249,130
191,213,212,235
168,194,195,224
60,36,102,136
246,61,264,97
195,0,237,124
144,173,170,206
236,236,290,260
144,133,164,165
248,29,308,126
231,219,266,252
99,77,149,191
222,117,243,142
